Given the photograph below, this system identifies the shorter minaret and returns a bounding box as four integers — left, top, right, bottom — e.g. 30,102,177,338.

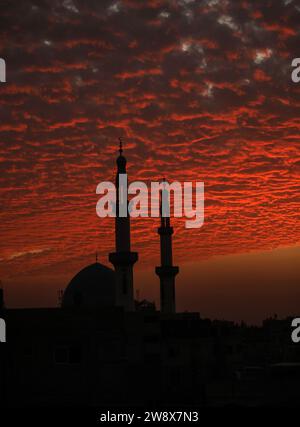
155,183,179,314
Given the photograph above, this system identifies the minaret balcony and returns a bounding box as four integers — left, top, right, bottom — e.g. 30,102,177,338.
155,265,179,277
109,251,138,267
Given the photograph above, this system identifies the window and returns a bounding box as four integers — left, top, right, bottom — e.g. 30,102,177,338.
54,346,68,364
23,343,33,358
69,345,82,364
144,334,159,344
144,315,157,323
168,346,179,358
169,367,181,387
144,353,160,364
54,344,82,364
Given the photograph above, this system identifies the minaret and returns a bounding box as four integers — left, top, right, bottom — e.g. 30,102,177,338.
155,182,179,314
109,139,138,311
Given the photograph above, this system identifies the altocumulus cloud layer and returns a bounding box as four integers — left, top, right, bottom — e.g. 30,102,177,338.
0,0,299,297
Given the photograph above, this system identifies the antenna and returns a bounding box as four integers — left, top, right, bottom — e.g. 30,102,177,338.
57,289,63,307
118,137,123,155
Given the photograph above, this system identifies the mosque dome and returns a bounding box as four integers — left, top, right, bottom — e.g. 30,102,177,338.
62,262,116,308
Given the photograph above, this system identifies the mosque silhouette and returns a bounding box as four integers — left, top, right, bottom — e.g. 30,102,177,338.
0,142,299,409
62,139,178,315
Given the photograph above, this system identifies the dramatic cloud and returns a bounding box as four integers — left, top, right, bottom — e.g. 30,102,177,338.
0,0,299,319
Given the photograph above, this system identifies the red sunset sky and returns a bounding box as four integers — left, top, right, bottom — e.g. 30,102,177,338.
0,0,299,323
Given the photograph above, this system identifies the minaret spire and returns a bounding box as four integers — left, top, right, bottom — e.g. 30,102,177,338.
155,183,179,314
109,139,138,311
118,137,123,155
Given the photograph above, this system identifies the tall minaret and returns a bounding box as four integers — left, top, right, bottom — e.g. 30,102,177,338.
109,139,138,311
155,183,179,314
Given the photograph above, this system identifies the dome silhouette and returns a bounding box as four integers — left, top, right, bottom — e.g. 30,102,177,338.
62,262,116,308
